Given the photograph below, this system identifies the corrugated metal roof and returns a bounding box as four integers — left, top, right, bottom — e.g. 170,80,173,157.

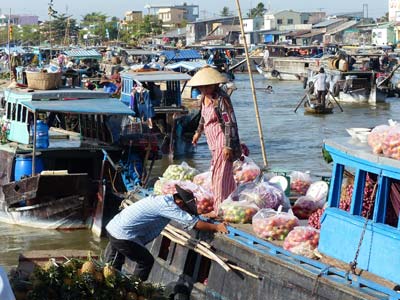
326,20,358,35
263,30,291,35
160,49,202,61
21,98,133,115
122,71,191,82
63,49,102,59
313,19,343,28
123,49,158,56
155,28,187,38
164,61,207,71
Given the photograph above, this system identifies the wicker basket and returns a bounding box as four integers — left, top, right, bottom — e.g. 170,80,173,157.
26,72,62,90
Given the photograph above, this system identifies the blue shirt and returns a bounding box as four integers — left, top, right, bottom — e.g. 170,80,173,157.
106,194,199,246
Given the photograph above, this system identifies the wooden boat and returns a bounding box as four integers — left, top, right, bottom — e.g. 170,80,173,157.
116,137,400,300
256,45,323,81
0,88,158,232
304,99,334,114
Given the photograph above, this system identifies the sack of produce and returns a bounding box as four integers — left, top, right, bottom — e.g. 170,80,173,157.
382,126,400,160
233,156,261,184
283,226,320,258
239,181,286,210
153,178,164,195
193,171,212,192
159,179,215,214
367,125,390,154
289,171,312,195
162,162,199,181
292,181,328,219
306,181,329,202
252,208,299,241
220,199,259,223
292,196,324,219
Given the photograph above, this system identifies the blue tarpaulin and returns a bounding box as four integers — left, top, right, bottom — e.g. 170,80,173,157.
160,49,202,62
20,98,133,115
122,71,191,82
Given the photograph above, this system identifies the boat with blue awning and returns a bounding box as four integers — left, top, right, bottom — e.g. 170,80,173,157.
117,136,400,300
0,88,159,232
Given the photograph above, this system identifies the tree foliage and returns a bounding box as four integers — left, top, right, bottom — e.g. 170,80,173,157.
220,7,231,17
247,2,266,18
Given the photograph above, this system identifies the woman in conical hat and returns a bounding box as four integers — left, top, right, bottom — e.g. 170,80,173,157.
189,67,242,216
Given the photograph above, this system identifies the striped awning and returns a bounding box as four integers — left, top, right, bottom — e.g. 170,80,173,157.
63,49,102,59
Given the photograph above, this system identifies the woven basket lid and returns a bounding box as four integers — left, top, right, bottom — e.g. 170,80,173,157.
187,66,228,87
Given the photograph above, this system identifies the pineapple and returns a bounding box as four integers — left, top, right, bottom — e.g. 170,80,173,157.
103,264,116,280
42,258,57,271
81,261,96,275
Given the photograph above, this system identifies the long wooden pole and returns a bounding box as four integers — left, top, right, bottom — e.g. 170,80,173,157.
32,113,37,176
8,9,11,82
234,0,268,167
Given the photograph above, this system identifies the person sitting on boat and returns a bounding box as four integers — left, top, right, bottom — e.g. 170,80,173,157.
313,67,328,107
104,185,228,281
266,85,274,94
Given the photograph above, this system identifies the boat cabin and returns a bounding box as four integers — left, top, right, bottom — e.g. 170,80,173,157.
120,70,197,156
0,88,137,230
321,138,400,283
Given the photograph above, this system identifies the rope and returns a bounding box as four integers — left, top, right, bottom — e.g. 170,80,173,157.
312,266,331,297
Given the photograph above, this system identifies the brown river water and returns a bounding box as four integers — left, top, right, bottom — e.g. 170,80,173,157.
2,73,400,270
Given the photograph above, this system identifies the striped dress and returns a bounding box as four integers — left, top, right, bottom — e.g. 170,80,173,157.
202,100,236,214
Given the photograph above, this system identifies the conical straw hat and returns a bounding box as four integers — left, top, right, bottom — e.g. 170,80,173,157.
187,66,228,87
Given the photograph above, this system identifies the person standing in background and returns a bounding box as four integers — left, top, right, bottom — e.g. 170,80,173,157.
263,47,270,67
314,67,328,107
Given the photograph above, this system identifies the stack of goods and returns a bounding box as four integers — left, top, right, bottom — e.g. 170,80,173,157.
367,121,400,160
308,174,376,229
367,124,391,154
193,171,212,192
292,181,328,219
153,162,214,214
233,181,287,210
252,209,299,241
10,256,166,300
233,157,261,184
382,126,400,160
162,162,199,181
289,171,312,195
283,226,320,258
220,199,259,223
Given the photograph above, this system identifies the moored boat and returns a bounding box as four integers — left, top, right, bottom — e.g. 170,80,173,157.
0,87,157,231
117,137,400,300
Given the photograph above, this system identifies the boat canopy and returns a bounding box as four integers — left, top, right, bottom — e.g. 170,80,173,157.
5,88,110,100
62,49,102,60
123,49,159,56
20,98,133,115
122,71,191,82
160,49,202,61
164,61,207,72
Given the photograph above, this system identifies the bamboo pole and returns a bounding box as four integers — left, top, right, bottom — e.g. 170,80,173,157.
234,0,268,167
161,226,261,279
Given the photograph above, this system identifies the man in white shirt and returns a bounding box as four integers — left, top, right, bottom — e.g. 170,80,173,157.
314,67,327,107
263,48,270,67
